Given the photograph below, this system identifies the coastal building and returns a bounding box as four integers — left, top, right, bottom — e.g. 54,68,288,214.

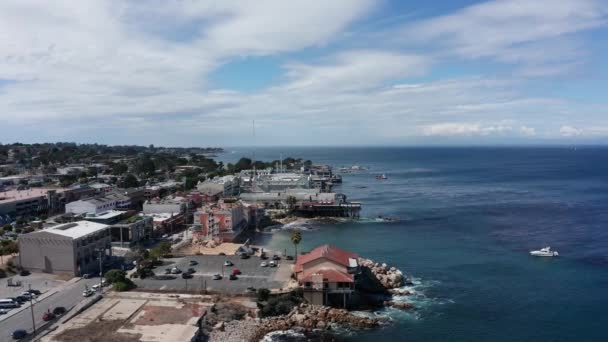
193,200,247,242
143,212,185,236
197,175,240,197
18,221,112,276
254,173,311,192
295,244,359,308
82,210,129,225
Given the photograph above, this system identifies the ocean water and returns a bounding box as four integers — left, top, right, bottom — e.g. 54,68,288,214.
219,147,608,342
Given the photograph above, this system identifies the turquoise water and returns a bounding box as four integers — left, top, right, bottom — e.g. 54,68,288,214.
220,147,608,341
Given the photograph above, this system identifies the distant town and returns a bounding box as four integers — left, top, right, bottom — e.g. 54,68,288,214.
0,142,411,341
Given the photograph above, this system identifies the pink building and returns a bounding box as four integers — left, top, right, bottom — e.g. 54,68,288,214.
193,200,246,242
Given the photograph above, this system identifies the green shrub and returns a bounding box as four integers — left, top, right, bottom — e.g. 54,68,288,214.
256,288,270,302
0,269,6,279
113,279,136,291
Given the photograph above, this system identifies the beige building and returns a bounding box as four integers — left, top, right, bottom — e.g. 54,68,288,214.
18,221,111,276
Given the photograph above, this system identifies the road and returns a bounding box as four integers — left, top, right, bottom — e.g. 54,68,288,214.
0,277,101,340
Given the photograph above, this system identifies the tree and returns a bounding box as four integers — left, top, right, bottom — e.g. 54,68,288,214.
112,163,129,175
122,174,139,188
104,269,127,284
286,196,297,212
290,230,302,262
257,288,270,302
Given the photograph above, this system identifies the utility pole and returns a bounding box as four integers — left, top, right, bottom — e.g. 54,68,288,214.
98,249,103,294
28,284,36,334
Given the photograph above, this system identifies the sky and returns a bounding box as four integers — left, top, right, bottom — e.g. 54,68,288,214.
1,0,608,147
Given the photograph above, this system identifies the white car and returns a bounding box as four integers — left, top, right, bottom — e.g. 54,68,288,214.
260,261,268,267
91,284,101,291
269,261,277,267
0,309,8,315
212,273,222,280
82,289,94,297
224,260,233,267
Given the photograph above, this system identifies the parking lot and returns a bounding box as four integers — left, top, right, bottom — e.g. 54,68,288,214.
133,254,293,295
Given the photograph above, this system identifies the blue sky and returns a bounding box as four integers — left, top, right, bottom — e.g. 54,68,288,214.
1,0,607,146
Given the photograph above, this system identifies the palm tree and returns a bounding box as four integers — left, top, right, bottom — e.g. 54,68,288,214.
291,230,302,262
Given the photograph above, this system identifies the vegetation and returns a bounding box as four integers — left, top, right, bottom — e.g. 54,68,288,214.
121,174,139,188
256,288,271,302
258,289,304,317
149,242,172,260
291,230,302,262
104,269,135,291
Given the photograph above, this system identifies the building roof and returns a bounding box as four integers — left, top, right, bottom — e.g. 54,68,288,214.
0,188,66,204
85,210,125,220
300,269,354,283
42,220,109,239
294,244,358,273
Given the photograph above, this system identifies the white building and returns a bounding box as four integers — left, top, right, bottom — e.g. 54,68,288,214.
66,193,130,215
197,175,240,196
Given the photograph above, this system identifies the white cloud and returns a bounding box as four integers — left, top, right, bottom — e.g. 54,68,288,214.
520,126,536,136
422,122,515,137
560,125,583,137
406,0,608,75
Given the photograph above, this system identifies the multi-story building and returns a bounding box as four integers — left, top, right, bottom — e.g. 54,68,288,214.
18,221,112,276
65,193,131,215
142,196,187,214
197,175,240,197
193,200,246,242
294,244,359,308
110,215,153,247
0,188,66,219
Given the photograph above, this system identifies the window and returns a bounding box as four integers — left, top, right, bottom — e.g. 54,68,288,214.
305,282,312,288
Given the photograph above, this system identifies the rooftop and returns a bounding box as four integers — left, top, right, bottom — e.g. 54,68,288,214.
295,244,358,273
85,210,126,220
42,220,109,239
0,188,66,204
301,268,354,283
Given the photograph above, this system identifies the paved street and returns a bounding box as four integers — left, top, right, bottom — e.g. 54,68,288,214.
0,275,102,340
133,255,293,295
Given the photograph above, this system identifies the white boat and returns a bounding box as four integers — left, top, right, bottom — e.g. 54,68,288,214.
530,246,559,257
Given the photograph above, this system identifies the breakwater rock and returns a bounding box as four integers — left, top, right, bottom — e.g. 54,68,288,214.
250,303,383,342
357,258,405,293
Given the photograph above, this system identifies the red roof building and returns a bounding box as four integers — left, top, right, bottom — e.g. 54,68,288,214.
295,244,359,308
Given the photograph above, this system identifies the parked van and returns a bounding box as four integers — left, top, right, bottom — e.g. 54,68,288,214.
0,299,19,309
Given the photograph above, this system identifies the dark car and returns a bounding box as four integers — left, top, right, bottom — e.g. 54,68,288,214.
186,268,196,274
27,289,42,296
189,260,198,266
272,255,281,261
14,296,29,303
19,270,31,276
42,311,56,321
260,254,269,260
218,252,226,256
239,254,250,259
181,273,193,279
232,269,242,276
246,286,256,292
229,274,238,280
285,255,294,261
53,307,67,316
12,329,27,340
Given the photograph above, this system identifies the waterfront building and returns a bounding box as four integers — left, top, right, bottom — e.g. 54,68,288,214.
193,200,247,242
197,175,240,197
295,244,359,308
18,221,111,276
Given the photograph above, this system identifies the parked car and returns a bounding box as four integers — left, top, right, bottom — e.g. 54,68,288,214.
0,309,8,315
272,255,281,261
82,273,92,279
164,268,172,275
20,292,34,299
212,274,222,280
224,260,233,267
91,284,101,291
260,261,268,267
229,274,238,280
27,289,41,296
239,254,250,259
170,267,182,274
189,260,198,266
232,269,242,276
52,307,67,316
186,268,196,274
82,289,94,297
181,273,193,279
285,255,294,261
19,270,30,276
269,261,277,267
42,311,56,321
218,252,226,256
14,296,29,303
11,329,27,340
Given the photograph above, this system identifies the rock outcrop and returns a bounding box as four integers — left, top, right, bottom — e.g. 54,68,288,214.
357,258,405,292
249,303,383,342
